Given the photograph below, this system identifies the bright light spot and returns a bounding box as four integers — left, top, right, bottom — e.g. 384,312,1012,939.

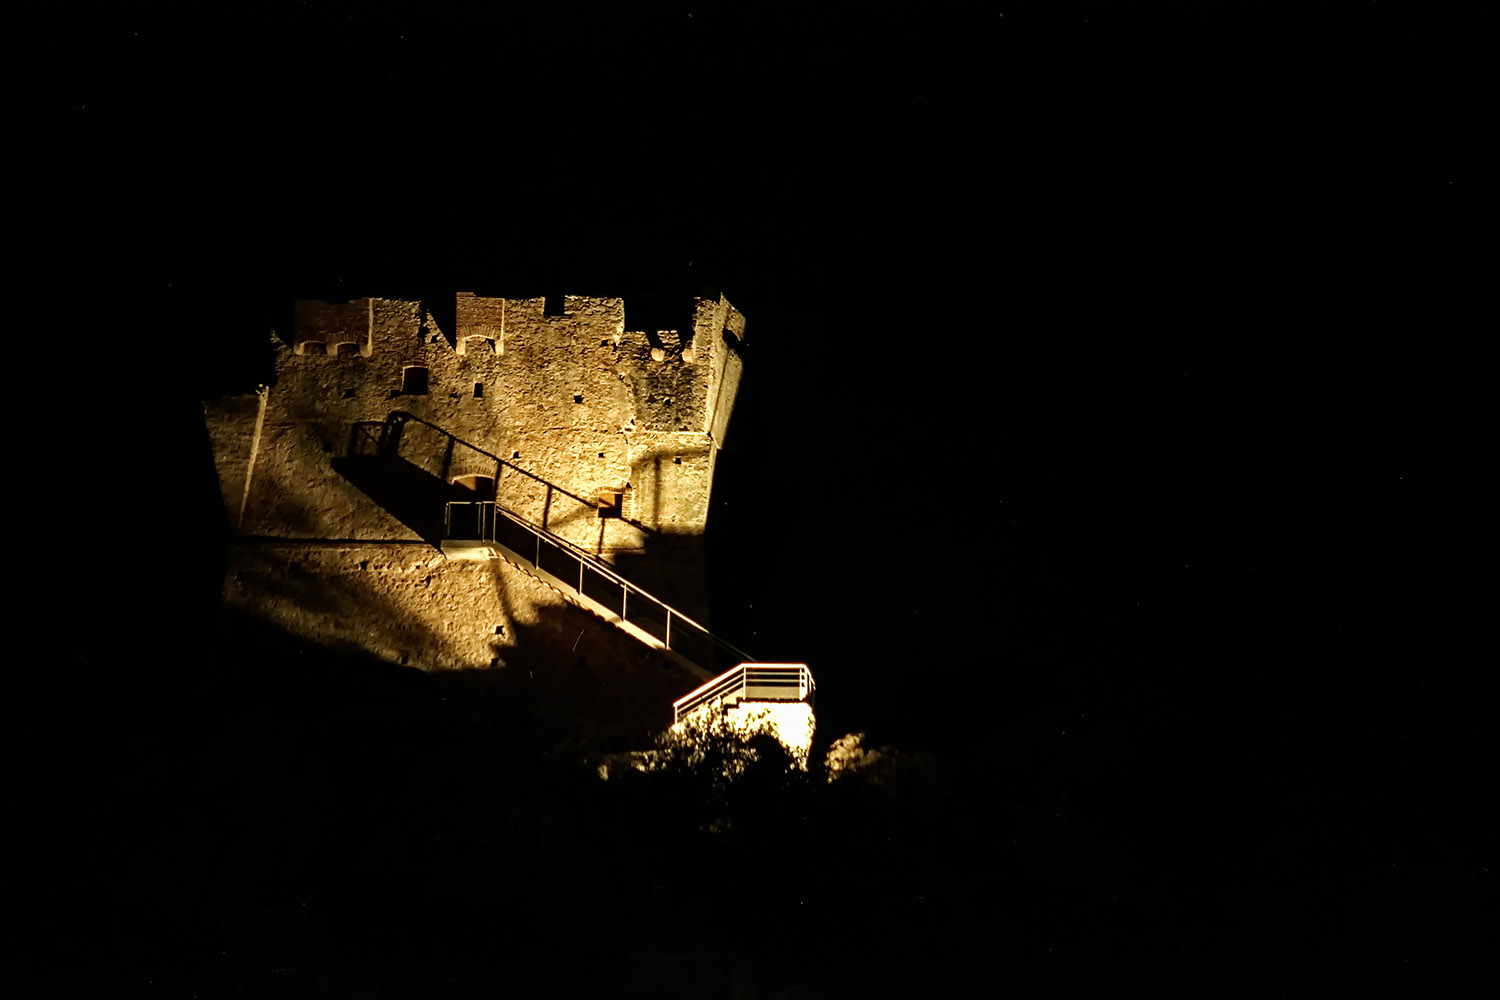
671,700,816,768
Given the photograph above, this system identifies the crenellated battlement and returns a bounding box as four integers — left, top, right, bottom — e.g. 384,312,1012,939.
291,299,373,357
276,292,745,449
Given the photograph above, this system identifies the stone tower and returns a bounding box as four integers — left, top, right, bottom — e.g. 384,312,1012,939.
202,292,748,689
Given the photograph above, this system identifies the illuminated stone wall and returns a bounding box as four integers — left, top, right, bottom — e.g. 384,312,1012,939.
204,292,747,680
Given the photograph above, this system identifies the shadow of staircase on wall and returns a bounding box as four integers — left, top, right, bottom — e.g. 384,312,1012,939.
443,501,752,682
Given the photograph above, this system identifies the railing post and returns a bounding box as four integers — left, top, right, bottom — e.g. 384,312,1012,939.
448,484,757,673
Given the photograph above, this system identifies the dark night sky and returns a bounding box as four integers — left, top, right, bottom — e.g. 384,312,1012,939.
39,2,1487,995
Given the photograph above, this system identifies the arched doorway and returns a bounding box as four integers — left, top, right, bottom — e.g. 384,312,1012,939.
450,474,495,501
447,474,496,539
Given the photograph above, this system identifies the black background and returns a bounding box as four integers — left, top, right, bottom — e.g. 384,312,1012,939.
36,2,1485,996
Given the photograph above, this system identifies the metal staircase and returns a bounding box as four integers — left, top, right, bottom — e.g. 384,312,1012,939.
442,499,754,679
671,664,815,724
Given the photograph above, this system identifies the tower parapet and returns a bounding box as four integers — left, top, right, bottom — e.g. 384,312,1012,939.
291,298,372,357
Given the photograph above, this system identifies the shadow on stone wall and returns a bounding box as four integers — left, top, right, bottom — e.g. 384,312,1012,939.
329,414,613,548
331,461,448,545
384,410,651,536
326,419,446,543
454,581,700,754
607,537,714,630
332,413,717,615
223,545,703,754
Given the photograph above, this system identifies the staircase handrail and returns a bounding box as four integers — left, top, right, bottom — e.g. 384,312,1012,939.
391,411,654,535
672,664,814,724
409,410,760,677
447,499,757,667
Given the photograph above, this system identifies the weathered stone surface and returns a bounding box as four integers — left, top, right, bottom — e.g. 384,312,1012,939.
202,387,267,529
204,291,749,685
